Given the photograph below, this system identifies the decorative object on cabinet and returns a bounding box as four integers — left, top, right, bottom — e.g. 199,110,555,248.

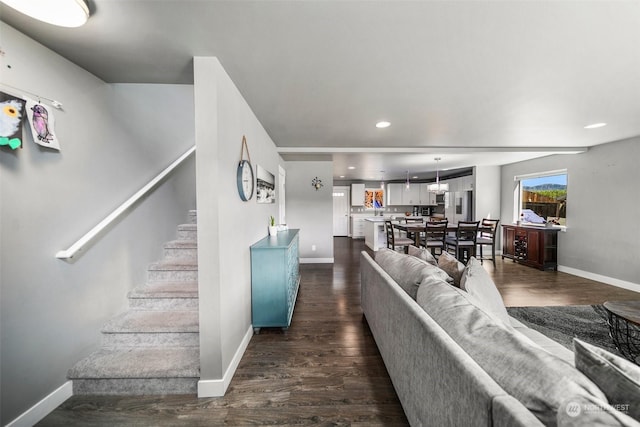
268,215,277,236
250,229,300,333
256,164,275,203
501,224,559,270
236,135,254,201
311,176,323,191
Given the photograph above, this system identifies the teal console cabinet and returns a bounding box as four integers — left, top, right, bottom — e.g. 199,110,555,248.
250,229,300,333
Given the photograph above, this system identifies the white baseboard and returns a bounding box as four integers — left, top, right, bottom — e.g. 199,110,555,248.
7,381,73,427
197,324,253,397
300,258,334,264
558,265,640,293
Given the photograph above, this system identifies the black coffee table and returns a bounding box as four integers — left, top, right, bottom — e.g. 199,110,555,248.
603,300,640,364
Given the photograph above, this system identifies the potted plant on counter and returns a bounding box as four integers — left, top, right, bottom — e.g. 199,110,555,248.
268,216,277,236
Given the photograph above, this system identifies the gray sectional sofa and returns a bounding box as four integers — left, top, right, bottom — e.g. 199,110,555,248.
360,247,640,427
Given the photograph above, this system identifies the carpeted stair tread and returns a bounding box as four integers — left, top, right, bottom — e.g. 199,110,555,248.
68,347,200,379
177,224,197,231
129,281,198,298
148,260,198,271
103,310,199,333
164,240,197,249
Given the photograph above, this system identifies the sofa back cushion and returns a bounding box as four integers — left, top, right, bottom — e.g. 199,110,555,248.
375,248,452,300
417,280,608,426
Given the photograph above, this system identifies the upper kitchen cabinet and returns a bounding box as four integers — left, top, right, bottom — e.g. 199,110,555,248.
418,184,436,205
351,183,365,206
402,184,420,205
387,183,404,205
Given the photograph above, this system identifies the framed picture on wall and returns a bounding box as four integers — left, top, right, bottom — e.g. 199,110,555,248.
256,165,275,204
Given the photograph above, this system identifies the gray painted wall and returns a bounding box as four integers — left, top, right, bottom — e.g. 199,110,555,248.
194,57,282,392
500,137,640,286
285,161,334,261
0,23,196,424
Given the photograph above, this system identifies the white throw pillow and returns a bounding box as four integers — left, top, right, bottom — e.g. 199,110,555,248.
460,257,510,325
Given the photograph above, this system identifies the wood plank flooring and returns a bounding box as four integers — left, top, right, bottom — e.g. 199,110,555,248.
37,237,640,426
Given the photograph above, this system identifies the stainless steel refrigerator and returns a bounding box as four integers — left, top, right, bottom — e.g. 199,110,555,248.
444,191,473,224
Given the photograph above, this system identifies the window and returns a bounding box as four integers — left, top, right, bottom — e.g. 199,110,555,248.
364,189,384,208
514,170,567,226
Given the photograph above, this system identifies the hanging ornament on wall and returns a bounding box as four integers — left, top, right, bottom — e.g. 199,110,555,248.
311,177,323,191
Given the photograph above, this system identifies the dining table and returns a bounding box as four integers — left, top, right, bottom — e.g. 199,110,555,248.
393,222,492,247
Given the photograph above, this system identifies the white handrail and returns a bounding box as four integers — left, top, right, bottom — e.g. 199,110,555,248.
56,145,196,260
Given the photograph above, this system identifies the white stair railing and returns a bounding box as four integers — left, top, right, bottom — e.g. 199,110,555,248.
56,145,196,260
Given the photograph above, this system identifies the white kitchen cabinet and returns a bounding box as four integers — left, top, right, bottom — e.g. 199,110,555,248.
402,184,420,205
351,183,365,206
386,183,404,205
418,184,436,205
351,215,366,238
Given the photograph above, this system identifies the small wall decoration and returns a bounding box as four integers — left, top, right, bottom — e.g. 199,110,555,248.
312,177,323,191
237,135,254,201
365,189,384,208
0,91,26,150
256,164,275,203
26,98,60,150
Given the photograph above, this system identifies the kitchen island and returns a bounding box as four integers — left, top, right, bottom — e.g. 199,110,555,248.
364,217,387,251
364,216,428,251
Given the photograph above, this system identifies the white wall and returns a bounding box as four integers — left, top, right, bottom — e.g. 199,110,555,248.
500,137,640,288
0,23,196,425
194,57,282,395
286,161,334,262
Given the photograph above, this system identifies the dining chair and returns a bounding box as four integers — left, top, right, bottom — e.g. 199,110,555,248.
477,218,500,265
445,220,480,263
420,220,448,258
385,220,413,253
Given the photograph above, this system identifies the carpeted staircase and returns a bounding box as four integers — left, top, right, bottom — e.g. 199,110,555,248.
68,210,200,395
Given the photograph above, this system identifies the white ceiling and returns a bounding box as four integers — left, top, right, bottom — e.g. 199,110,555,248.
2,1,639,181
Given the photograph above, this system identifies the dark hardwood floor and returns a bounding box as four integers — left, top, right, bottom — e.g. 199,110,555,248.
38,237,640,426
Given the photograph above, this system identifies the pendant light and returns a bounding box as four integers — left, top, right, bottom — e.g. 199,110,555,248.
1,0,90,27
380,171,385,189
428,157,449,193
405,171,410,190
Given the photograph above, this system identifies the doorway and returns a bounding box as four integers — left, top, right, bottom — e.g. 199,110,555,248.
333,186,350,236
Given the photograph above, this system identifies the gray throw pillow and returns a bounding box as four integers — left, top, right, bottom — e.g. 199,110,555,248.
408,245,437,266
574,338,640,421
557,394,640,427
437,251,465,286
460,257,510,325
417,280,608,427
375,248,452,300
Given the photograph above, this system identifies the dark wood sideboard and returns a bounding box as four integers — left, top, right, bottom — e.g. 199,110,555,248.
501,224,559,271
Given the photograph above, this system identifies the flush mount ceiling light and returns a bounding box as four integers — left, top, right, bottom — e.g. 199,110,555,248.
584,122,607,129
376,121,391,128
1,0,90,27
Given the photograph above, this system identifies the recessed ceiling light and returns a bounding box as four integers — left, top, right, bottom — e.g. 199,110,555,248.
348,166,355,170
584,122,607,129
412,176,419,179
1,0,90,27
339,175,345,178
376,121,391,128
